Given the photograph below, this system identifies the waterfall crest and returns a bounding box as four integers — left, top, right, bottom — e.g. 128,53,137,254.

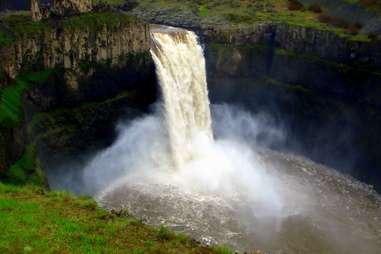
150,26,213,168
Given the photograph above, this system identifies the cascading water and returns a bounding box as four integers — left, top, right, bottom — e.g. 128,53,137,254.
150,27,213,168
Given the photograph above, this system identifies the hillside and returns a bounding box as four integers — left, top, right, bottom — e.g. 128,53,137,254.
0,183,239,254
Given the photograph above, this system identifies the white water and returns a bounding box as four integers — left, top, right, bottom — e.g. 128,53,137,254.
150,27,213,168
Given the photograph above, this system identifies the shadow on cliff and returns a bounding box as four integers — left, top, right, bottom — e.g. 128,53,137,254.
206,42,381,193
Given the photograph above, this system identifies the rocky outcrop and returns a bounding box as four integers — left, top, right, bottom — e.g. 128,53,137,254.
51,0,92,16
31,0,42,21
0,13,150,85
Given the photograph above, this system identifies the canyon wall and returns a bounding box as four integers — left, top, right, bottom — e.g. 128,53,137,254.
204,23,381,69
0,12,156,176
0,13,150,84
205,43,381,192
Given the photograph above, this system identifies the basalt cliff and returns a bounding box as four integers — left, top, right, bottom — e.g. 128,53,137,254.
0,7,156,181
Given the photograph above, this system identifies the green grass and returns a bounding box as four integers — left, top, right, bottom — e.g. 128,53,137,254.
199,5,209,17
0,70,53,127
0,79,28,127
0,183,236,254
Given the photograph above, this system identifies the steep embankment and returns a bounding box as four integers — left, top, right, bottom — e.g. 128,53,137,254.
0,12,156,182
0,183,231,254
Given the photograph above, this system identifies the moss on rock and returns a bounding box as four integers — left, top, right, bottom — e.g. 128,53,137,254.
2,144,47,187
0,70,54,128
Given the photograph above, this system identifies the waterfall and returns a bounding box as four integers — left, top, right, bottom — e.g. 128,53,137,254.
150,26,213,169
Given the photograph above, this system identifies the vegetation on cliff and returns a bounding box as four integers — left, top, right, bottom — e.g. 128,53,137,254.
1,144,46,187
0,13,47,47
0,70,53,127
134,0,372,41
0,11,139,48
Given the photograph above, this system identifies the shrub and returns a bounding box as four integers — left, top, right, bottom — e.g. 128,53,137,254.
348,24,359,34
368,32,376,40
348,22,363,35
156,226,175,241
308,3,322,13
212,245,234,254
288,0,304,11
317,14,349,29
198,5,208,17
317,14,333,23
224,13,253,23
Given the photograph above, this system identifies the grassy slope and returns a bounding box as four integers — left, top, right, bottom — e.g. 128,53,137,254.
0,183,236,254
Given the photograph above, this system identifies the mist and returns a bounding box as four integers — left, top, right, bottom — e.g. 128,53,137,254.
79,104,285,217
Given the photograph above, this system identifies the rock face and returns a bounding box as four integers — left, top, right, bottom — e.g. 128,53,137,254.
205,43,381,192
0,13,155,174
0,14,150,84
51,0,92,16
31,0,42,21
0,123,26,175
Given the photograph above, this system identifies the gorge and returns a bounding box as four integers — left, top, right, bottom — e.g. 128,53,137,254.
1,1,381,253
76,25,381,254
